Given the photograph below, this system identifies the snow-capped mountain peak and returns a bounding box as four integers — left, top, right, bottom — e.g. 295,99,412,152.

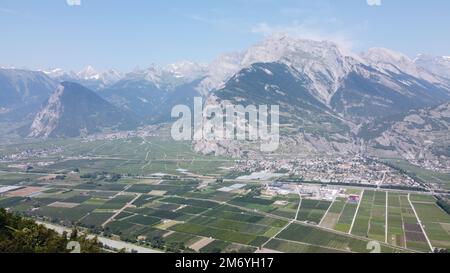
77,65,101,80
40,68,67,78
414,54,450,79
242,34,362,66
197,34,363,100
99,69,124,85
40,66,124,89
241,35,364,103
364,47,412,63
124,61,208,90
362,48,445,84
31,35,450,99
362,47,416,74
165,60,208,81
126,64,164,85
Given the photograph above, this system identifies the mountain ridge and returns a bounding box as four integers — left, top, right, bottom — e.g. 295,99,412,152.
28,82,139,138
1,35,449,162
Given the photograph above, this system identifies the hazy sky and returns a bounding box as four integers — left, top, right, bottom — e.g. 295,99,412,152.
1,0,449,71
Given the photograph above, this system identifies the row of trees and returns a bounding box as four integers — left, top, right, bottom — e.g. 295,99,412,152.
436,196,450,215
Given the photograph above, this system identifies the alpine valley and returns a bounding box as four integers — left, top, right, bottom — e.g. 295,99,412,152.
2,35,450,254
2,35,449,165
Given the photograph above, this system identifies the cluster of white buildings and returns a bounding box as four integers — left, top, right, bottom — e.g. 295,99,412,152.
0,147,63,162
83,125,160,142
264,183,346,202
233,155,420,188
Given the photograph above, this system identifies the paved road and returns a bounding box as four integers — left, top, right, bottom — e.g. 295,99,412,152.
102,190,141,228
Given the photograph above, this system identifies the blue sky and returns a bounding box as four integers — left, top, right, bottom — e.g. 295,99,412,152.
1,0,449,71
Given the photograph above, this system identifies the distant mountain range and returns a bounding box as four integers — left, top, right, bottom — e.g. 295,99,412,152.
1,35,450,163
414,55,450,80
0,68,56,124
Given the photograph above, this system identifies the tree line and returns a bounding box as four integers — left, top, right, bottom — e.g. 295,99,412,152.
0,208,103,253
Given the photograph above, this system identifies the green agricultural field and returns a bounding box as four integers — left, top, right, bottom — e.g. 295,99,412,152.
0,137,233,177
131,195,157,207
270,204,299,219
184,190,237,203
297,199,332,224
202,207,288,228
188,215,274,235
0,197,26,208
199,240,231,253
160,197,220,209
410,194,437,203
412,202,450,224
351,190,387,242
164,232,200,247
387,194,431,252
79,212,115,227
176,205,209,215
229,196,275,212
75,182,128,192
105,220,137,234
126,214,161,226
277,223,402,253
32,204,98,224
320,198,346,229
320,197,360,232
126,207,186,221
145,201,181,211
0,173,43,186
170,222,268,246
387,193,405,248
108,223,167,243
126,184,156,194
100,195,136,210
411,199,450,249
2,142,450,254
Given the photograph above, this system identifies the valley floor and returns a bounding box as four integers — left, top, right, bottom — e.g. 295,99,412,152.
0,137,449,253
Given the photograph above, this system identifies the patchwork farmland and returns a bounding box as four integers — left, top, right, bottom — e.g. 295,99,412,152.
386,193,431,252
0,138,449,253
297,199,332,224
410,194,450,250
351,190,387,242
1,171,448,253
320,196,360,233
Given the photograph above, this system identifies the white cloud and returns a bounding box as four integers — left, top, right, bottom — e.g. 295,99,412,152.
367,0,382,6
0,7,40,19
66,0,81,6
0,8,17,15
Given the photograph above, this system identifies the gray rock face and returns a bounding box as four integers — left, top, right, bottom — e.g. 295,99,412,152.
28,82,139,138
360,101,450,165
193,37,450,157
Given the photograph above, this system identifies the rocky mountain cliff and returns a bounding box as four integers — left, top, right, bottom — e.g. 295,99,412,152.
28,82,139,138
